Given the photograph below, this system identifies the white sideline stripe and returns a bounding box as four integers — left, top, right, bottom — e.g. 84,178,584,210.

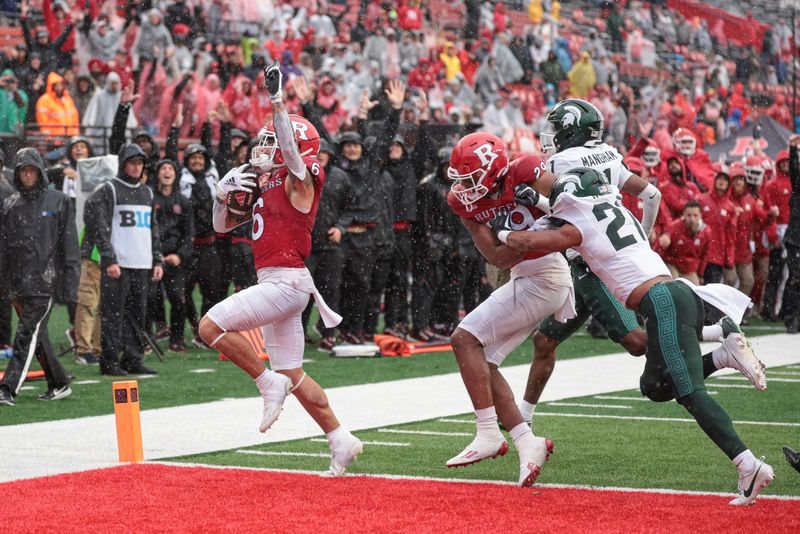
533,412,800,427
438,419,474,424
19,386,36,391
3,334,799,483
236,449,330,458
702,383,752,389
151,461,800,501
787,365,800,370
593,395,650,402
73,380,101,385
546,402,632,409
188,369,216,374
309,438,411,447
719,376,800,383
768,371,800,377
377,429,472,437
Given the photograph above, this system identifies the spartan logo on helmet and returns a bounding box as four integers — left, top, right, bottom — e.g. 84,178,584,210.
549,167,611,207
560,105,583,128
540,99,604,153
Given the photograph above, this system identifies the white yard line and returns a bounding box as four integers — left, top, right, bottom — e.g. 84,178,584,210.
236,450,330,458
73,380,101,385
377,429,473,437
152,461,800,501
703,383,752,389
309,438,411,447
1,333,798,483
545,402,632,409
767,371,800,376
532,412,800,427
719,376,800,383
593,395,650,402
188,369,216,374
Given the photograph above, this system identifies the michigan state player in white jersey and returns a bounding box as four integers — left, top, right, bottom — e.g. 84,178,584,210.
514,98,663,425
492,167,773,506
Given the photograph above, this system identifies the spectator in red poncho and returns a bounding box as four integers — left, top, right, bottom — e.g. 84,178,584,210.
729,163,771,301
459,43,480,86
158,73,196,137
767,95,793,130
397,0,423,30
659,156,701,219
223,75,260,135
493,3,508,33
727,82,751,122
195,73,223,137
656,200,711,285
698,169,737,284
408,58,437,91
133,56,168,135
315,76,345,134
44,0,88,69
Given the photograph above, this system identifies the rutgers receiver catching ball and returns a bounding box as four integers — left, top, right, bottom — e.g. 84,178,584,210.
198,64,362,476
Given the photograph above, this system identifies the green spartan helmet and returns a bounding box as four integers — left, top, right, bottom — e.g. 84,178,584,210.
549,167,611,207
543,99,605,152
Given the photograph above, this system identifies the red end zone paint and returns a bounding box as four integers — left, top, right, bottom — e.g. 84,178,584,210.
2,464,798,533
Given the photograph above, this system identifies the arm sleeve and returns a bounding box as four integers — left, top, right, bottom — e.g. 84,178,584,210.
790,144,800,193
53,22,74,51
216,121,232,172
84,184,117,268
637,182,661,235
200,120,213,159
300,101,335,146
411,121,434,180
373,108,401,165
272,107,307,179
627,137,647,158
109,103,130,155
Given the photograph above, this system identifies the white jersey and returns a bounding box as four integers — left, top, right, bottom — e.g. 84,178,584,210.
547,143,632,189
551,190,670,305
547,143,633,261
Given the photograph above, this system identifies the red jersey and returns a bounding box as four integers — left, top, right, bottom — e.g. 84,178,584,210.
730,192,768,265
657,218,712,276
698,191,737,267
252,157,324,269
447,155,549,264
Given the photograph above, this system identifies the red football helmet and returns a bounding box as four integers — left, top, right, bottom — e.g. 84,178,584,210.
728,161,746,179
744,155,772,186
448,132,509,210
251,114,320,172
672,128,697,157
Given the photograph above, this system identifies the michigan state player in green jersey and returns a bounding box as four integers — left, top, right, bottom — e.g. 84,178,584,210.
516,98,662,424
493,167,772,505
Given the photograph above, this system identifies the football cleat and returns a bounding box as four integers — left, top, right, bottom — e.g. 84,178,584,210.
783,446,800,474
730,458,774,506
518,437,554,487
717,333,767,391
327,433,364,476
259,373,292,432
446,435,508,468
717,316,742,339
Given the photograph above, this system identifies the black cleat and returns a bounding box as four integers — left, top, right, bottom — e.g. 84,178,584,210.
0,387,15,406
122,363,158,375
38,385,72,401
783,446,800,474
100,363,129,376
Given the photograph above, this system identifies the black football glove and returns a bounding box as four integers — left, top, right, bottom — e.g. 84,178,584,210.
264,64,283,100
514,183,540,208
490,208,514,237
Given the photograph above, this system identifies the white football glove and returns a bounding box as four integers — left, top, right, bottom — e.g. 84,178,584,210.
215,164,258,203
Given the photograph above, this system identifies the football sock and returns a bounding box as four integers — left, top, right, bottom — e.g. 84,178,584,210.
509,422,531,442
510,423,536,458
702,352,718,378
475,406,501,437
702,324,723,341
678,390,746,460
254,368,275,396
732,449,758,474
711,345,730,371
518,400,536,422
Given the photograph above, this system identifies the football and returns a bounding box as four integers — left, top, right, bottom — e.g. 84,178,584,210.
227,186,258,216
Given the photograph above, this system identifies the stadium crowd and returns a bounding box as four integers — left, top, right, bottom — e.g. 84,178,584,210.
0,0,799,402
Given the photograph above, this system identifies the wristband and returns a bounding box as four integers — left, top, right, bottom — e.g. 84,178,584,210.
497,230,510,244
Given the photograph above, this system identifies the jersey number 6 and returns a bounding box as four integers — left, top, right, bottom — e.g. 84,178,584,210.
252,197,265,240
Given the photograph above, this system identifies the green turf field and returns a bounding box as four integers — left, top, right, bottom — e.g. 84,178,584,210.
170,365,800,496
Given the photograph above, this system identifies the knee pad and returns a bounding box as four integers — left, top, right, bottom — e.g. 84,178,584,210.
639,374,675,402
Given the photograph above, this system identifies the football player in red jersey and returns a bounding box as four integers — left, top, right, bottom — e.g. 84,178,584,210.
443,132,575,487
198,65,363,476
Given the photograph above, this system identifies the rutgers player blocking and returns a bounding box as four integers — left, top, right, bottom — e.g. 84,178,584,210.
445,132,574,487
198,65,362,476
